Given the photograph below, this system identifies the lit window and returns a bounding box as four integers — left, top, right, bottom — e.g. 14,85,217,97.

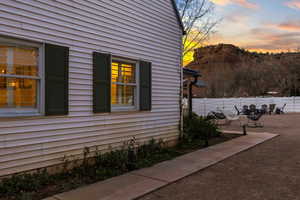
0,43,41,115
111,60,138,110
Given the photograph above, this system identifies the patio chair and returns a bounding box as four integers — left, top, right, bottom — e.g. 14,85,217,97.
269,104,276,115
234,105,241,115
207,111,227,125
207,111,225,120
242,105,250,115
216,108,241,125
260,104,268,115
249,104,256,112
275,103,286,114
246,105,264,127
247,112,264,127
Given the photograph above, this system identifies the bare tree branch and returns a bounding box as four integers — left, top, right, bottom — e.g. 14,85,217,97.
176,0,219,64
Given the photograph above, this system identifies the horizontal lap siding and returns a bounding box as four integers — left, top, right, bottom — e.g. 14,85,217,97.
0,0,182,176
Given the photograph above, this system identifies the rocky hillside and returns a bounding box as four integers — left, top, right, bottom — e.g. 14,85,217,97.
186,44,300,98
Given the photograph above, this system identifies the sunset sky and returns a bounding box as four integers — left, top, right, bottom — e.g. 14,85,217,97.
208,0,300,52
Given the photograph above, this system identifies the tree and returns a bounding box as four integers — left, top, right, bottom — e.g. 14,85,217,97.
176,0,219,63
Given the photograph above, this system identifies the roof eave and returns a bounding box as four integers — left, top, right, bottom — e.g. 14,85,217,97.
171,0,186,35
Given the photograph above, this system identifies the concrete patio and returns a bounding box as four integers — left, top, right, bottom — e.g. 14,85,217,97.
43,114,285,200
140,113,300,200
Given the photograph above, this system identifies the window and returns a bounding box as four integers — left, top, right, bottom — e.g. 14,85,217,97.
111,59,138,110
93,52,151,113
0,40,42,116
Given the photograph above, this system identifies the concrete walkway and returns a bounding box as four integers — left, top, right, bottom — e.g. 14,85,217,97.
140,114,300,200
45,130,278,200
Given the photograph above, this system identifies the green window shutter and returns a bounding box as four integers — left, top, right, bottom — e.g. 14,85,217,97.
45,43,69,116
139,61,152,111
93,52,111,113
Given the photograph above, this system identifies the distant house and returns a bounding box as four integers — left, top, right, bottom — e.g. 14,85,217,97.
0,0,184,176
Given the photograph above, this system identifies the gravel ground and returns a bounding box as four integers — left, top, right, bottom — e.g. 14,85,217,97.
139,114,300,200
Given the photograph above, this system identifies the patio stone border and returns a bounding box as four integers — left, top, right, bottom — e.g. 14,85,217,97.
45,131,279,200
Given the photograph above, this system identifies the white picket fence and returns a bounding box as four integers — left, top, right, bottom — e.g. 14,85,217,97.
192,97,300,116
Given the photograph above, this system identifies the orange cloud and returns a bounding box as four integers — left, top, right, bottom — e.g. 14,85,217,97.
210,0,230,6
247,48,291,53
267,20,300,32
207,25,300,54
243,30,300,52
210,0,259,9
285,0,300,10
278,23,300,31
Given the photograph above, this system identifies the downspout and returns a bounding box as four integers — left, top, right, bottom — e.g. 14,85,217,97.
179,40,184,139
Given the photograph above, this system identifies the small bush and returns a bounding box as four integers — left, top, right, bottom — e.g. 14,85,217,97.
182,112,221,142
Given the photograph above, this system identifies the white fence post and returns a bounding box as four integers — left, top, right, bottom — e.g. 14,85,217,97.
204,98,206,116
293,96,295,112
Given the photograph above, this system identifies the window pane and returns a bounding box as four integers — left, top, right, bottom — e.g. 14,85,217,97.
111,62,119,83
0,46,7,66
0,78,37,108
111,83,135,106
0,45,38,76
111,62,135,83
0,46,7,75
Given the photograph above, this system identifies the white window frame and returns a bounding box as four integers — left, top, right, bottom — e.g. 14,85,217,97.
111,57,139,112
0,37,44,117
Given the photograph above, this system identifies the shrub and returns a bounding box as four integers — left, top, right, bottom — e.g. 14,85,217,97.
0,125,223,200
182,112,221,142
0,138,180,200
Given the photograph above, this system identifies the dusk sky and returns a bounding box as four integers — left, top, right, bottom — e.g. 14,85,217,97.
209,0,300,52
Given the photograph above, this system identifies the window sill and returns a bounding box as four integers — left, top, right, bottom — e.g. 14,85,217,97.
0,112,42,118
111,106,137,112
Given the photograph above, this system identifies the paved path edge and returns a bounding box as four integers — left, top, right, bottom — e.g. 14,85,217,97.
44,131,279,200
132,131,279,199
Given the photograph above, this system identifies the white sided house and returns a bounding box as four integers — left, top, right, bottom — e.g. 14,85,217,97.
0,0,184,176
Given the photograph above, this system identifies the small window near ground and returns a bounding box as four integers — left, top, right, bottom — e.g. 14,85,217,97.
0,41,41,116
111,59,138,110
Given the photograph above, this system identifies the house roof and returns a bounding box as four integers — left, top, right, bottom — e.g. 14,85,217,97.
171,0,186,35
